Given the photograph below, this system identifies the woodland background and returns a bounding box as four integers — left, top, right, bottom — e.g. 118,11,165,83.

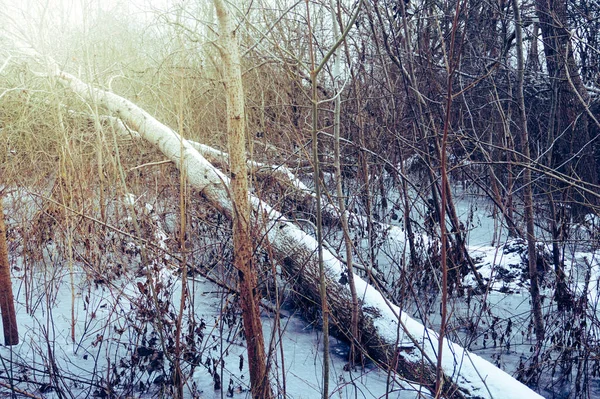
0,0,599,398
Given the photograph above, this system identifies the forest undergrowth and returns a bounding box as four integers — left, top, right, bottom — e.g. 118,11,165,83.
1,120,599,398
1,0,600,397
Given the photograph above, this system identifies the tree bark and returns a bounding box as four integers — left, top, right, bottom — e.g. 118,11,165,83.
535,0,599,218
513,0,545,345
213,1,273,398
0,196,19,346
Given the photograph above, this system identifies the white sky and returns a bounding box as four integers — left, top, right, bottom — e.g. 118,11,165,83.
0,0,176,39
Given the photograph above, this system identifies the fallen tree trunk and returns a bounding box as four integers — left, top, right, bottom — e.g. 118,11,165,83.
100,114,410,263
15,43,542,398
94,113,312,199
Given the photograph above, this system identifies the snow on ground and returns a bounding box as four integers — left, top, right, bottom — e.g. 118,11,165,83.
1,193,428,399
1,186,596,398
3,264,428,398
465,240,530,293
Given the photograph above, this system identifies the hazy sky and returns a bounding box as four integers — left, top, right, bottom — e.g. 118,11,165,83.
0,0,175,37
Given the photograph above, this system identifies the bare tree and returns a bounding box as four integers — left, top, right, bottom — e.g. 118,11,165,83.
535,0,599,219
213,1,273,398
512,0,545,346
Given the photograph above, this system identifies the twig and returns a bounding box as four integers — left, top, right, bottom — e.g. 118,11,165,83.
128,159,173,172
0,380,43,399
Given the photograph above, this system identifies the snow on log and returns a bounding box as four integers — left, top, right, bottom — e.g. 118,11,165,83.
85,113,313,202
30,56,541,398
189,142,311,193
100,116,406,255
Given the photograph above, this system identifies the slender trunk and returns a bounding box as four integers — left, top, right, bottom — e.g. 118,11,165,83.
435,0,462,391
396,132,419,268
330,0,359,366
490,80,520,238
213,2,272,398
548,195,570,309
512,0,545,344
305,1,330,394
527,22,540,72
0,196,18,346
174,70,189,398
436,73,451,399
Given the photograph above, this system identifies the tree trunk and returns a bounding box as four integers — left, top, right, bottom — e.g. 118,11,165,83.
330,0,359,366
535,0,586,313
513,0,545,346
535,0,599,218
213,1,273,398
0,196,19,346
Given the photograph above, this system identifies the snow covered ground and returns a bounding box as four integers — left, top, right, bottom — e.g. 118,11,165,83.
1,186,598,398
0,191,431,398
5,264,429,399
